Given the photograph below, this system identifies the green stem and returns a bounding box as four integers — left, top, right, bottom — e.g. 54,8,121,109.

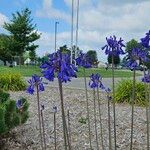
54,112,57,150
97,87,104,150
93,89,99,150
107,95,112,150
130,69,136,150
83,68,92,149
58,79,71,150
36,85,44,150
112,55,117,149
41,109,47,150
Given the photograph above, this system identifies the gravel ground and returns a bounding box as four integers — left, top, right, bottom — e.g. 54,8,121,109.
0,87,148,150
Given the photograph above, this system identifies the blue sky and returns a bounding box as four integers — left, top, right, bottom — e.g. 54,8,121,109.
0,0,150,62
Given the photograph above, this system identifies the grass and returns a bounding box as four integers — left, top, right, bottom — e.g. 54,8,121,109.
0,66,141,78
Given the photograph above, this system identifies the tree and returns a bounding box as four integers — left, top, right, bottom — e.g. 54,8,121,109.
125,39,141,54
29,50,37,62
108,54,120,67
3,8,40,65
86,50,98,66
0,34,12,65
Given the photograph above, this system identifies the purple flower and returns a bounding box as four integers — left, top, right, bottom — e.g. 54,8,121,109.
27,75,45,95
102,36,125,56
142,73,150,83
141,30,150,48
89,73,105,89
40,104,45,111
76,52,92,68
40,50,77,83
126,48,149,69
16,99,23,109
53,106,58,113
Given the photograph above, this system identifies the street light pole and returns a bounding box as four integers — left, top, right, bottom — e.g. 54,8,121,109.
55,21,59,52
71,0,74,64
75,0,79,66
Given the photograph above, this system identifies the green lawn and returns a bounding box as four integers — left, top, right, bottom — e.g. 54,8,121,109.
0,66,140,78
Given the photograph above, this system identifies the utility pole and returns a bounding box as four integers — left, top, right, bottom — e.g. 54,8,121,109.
71,0,74,64
75,0,79,65
55,21,59,52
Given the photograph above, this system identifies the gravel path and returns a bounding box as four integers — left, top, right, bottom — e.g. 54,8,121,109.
0,87,148,150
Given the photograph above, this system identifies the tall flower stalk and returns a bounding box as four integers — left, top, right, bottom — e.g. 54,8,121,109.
126,47,148,149
97,87,104,150
41,50,77,150
76,52,92,149
40,104,46,150
141,30,150,150
27,75,45,150
102,36,125,149
89,73,105,149
53,106,57,150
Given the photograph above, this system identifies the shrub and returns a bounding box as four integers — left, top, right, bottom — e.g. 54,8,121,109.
0,90,29,135
115,79,147,106
0,89,10,103
0,73,26,91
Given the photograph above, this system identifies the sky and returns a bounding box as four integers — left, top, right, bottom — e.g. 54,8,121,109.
0,0,150,62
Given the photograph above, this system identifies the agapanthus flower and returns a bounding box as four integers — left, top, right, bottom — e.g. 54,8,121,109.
102,35,125,56
126,48,149,69
53,106,58,113
40,104,45,111
141,30,150,48
89,73,105,89
76,52,92,68
16,99,23,109
142,73,150,83
40,50,77,83
27,75,45,95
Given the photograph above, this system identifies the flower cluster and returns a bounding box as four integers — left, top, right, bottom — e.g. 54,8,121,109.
141,30,150,48
102,36,125,56
89,73,105,89
76,52,92,68
16,99,23,109
40,50,77,83
27,75,45,94
126,48,149,69
142,73,150,83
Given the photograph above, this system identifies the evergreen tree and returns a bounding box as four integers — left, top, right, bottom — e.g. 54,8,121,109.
3,8,40,64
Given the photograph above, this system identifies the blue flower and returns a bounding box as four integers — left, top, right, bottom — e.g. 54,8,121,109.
142,73,150,83
141,30,150,48
40,50,77,83
102,36,125,56
16,99,23,109
40,104,45,111
76,52,92,68
126,48,149,69
27,75,45,95
89,73,105,89
53,106,58,113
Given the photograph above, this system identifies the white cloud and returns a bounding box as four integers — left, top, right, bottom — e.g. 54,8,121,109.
0,13,8,27
36,0,150,62
36,0,70,22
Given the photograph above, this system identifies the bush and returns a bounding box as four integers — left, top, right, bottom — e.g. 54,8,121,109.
0,73,26,91
0,89,10,104
0,90,29,135
115,79,147,106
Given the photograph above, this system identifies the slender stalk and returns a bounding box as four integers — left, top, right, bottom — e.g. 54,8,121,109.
130,69,136,150
107,95,112,150
112,54,117,149
67,110,72,150
83,68,92,149
58,79,71,150
36,85,44,150
41,109,46,150
144,67,150,150
54,112,57,150
97,87,104,150
93,89,99,150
